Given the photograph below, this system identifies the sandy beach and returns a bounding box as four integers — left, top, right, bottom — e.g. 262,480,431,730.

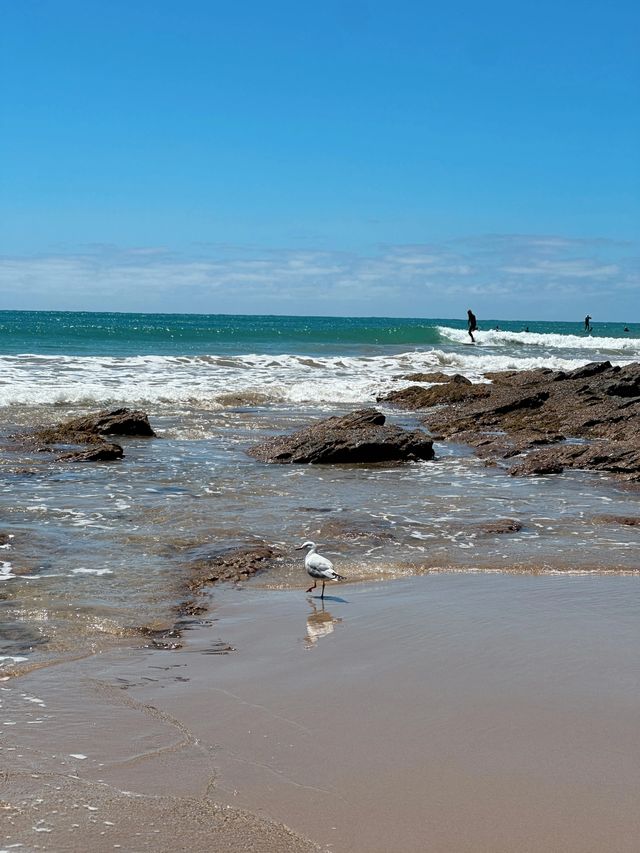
3,572,639,852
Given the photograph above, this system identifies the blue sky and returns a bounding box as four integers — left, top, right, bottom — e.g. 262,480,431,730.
1,0,638,319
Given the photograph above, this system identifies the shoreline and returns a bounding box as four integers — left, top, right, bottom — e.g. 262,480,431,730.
3,573,639,852
3,557,639,682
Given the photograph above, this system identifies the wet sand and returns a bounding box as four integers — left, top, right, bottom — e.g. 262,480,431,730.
2,573,639,852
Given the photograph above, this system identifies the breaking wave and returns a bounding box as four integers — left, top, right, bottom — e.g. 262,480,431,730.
438,326,640,355
0,348,614,411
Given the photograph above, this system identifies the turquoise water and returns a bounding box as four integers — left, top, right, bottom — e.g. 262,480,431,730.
0,310,637,357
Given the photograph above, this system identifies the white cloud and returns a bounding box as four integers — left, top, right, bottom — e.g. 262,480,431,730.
0,235,637,319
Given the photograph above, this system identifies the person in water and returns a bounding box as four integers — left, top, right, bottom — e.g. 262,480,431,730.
584,314,592,332
467,309,478,342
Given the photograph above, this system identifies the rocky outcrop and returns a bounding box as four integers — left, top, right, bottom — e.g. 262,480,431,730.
177,543,282,619
184,543,280,592
400,372,471,384
382,361,640,482
379,382,490,409
34,408,155,445
595,515,640,527
246,408,434,464
19,408,156,464
57,442,124,462
318,518,397,542
476,519,523,534
508,456,566,477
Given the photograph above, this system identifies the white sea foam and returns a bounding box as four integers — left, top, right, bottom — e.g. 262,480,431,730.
0,561,15,581
0,346,629,410
71,567,113,576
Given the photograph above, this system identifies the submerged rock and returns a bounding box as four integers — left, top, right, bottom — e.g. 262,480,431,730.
183,543,282,600
57,442,124,462
594,515,640,527
476,519,524,534
246,408,434,464
509,457,565,477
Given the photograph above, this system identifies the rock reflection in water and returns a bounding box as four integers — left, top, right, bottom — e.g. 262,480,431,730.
305,599,342,648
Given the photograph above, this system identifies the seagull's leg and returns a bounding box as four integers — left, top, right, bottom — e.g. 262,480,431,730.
306,581,316,593
321,581,325,599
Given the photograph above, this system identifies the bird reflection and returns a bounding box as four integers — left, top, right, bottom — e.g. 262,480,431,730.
305,599,342,648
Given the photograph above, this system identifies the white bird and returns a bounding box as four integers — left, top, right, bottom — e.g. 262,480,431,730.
295,541,346,598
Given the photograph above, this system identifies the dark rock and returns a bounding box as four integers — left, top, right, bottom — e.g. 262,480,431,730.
570,441,640,475
247,408,434,464
570,361,613,380
318,518,397,542
326,409,386,428
57,442,124,462
477,519,523,534
491,390,549,415
401,372,472,385
379,382,490,410
35,408,155,444
605,379,640,398
509,457,565,477
14,408,155,465
596,515,640,527
483,370,520,383
184,544,281,595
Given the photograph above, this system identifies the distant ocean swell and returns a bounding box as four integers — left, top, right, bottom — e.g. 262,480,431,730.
0,312,445,355
2,311,638,359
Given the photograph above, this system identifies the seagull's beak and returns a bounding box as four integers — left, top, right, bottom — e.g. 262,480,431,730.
294,545,305,550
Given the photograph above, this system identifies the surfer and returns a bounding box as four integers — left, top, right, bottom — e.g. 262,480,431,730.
584,314,592,332
467,309,478,343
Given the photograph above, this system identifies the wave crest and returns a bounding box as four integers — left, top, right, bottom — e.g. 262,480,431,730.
437,326,640,353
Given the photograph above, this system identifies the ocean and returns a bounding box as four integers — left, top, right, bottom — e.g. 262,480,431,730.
1,311,639,671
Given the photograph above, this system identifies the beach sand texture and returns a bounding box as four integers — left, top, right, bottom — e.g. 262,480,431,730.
2,575,639,852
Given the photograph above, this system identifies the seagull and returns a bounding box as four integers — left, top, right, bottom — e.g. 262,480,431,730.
295,541,346,598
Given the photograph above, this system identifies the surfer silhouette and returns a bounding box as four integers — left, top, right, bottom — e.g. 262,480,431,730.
584,314,592,332
467,309,478,342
